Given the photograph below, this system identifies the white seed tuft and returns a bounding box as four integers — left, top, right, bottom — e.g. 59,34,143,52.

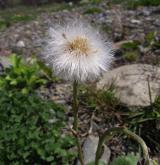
43,20,114,82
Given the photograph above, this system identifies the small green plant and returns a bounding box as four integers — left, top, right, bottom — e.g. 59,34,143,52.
97,88,119,107
110,154,139,165
80,0,102,4
123,96,160,154
139,0,160,6
121,41,140,51
0,14,34,30
78,85,97,109
87,161,105,165
0,3,74,30
0,90,76,165
0,19,7,31
111,0,160,9
83,7,102,14
9,14,34,22
0,54,48,94
145,32,155,46
123,51,139,62
121,41,140,62
144,32,160,51
153,41,160,49
78,85,118,109
127,96,160,125
100,24,112,33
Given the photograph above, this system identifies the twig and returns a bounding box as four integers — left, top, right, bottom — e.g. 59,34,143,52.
73,81,78,131
70,127,85,165
88,111,95,135
147,76,153,107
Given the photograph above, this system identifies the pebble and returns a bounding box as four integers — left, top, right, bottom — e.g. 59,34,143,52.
77,135,111,165
16,40,25,48
131,19,141,24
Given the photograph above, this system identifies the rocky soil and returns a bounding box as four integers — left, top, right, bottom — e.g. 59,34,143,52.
1,2,160,104
0,2,160,57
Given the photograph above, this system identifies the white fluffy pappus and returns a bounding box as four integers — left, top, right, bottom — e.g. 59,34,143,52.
43,20,114,82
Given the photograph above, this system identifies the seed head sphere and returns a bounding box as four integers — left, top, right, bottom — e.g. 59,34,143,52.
43,20,114,82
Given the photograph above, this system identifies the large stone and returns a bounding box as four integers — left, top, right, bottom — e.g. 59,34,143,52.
77,135,111,165
97,64,160,107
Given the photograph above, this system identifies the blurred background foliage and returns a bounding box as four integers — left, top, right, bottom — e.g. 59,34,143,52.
0,0,160,9
0,0,77,8
1,0,160,31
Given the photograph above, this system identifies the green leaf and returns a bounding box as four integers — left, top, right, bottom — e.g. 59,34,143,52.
21,88,29,94
87,161,105,165
121,41,140,50
46,156,54,162
10,79,18,85
110,154,139,165
145,32,155,45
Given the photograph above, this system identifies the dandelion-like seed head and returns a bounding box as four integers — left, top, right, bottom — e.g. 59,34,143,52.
65,36,90,56
43,20,114,82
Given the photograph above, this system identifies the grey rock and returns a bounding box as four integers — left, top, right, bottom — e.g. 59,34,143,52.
54,99,66,105
0,56,11,68
77,135,111,165
131,19,141,24
154,49,160,55
139,45,150,53
16,40,25,48
97,64,160,107
152,6,160,14
142,10,151,16
154,19,160,27
137,8,151,16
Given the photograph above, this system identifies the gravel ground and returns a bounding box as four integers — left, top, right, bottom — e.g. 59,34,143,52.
0,3,160,57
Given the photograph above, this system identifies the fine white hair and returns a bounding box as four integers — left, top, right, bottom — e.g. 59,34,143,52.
43,20,114,82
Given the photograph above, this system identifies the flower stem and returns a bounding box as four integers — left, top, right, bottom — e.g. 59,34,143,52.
72,80,84,165
95,127,150,165
73,81,78,131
